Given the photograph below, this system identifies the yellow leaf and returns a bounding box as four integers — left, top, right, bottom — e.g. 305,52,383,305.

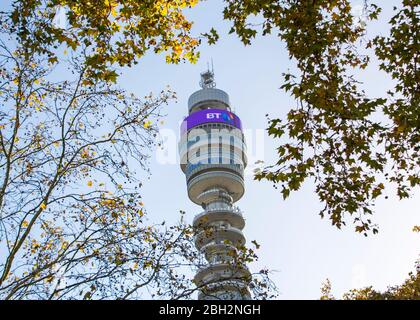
22,220,29,228
174,45,182,55
61,241,69,250
40,203,47,210
143,120,152,128
81,148,89,158
87,180,93,187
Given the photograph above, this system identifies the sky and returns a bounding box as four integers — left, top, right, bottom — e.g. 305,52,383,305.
114,0,420,299
0,0,417,301
116,0,420,299
113,0,420,299
26,0,416,300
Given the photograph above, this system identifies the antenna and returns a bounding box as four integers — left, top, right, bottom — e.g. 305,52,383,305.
199,61,216,89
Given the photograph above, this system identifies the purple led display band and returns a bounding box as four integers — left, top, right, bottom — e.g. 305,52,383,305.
180,109,242,134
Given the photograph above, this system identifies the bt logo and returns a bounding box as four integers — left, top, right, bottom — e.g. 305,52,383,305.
221,112,234,123
206,112,221,119
206,111,234,123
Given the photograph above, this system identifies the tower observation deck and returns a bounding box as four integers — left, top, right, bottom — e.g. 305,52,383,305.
179,70,250,300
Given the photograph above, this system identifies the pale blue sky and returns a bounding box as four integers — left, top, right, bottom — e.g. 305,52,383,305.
116,0,420,299
0,0,417,300
0,0,404,298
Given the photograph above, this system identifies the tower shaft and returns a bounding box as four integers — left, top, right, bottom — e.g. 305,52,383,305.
179,71,250,300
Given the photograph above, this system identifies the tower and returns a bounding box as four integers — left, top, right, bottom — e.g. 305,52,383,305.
179,70,250,300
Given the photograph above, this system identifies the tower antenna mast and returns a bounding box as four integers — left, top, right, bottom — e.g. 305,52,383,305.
199,61,216,89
